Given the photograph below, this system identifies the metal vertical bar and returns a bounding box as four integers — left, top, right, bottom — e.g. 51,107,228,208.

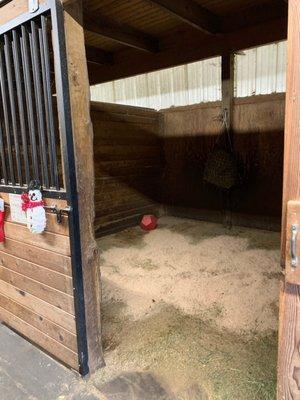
4,33,23,186
30,20,49,188
12,29,30,185
20,25,39,181
0,122,8,184
51,0,89,376
39,15,60,189
0,46,15,185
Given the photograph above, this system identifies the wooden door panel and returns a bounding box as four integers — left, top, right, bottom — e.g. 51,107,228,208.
285,201,300,284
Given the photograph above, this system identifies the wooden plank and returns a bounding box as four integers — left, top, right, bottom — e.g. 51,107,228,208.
3,222,70,256
4,206,69,236
0,279,75,332
278,1,300,397
0,238,72,275
221,1,287,33
93,145,161,161
221,53,234,134
0,293,77,351
90,101,158,116
0,305,78,370
147,0,220,34
64,1,103,372
0,193,67,209
0,251,73,294
285,201,300,284
277,282,300,399
0,0,45,26
88,17,287,85
0,266,74,314
91,111,159,125
281,0,300,266
84,14,159,53
85,46,114,66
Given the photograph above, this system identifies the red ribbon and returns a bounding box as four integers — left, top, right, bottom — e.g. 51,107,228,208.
21,193,44,212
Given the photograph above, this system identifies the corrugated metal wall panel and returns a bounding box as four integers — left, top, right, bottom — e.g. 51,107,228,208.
90,41,287,108
234,41,287,97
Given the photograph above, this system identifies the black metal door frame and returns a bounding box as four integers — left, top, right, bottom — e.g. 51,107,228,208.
0,0,89,376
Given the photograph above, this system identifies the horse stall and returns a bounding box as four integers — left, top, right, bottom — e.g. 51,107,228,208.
0,0,299,399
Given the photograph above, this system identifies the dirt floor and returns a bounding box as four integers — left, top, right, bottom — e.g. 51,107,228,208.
92,217,281,400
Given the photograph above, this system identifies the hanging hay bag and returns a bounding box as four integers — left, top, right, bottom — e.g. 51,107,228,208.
204,147,239,190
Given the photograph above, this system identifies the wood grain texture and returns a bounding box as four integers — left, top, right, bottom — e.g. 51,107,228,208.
4,222,70,256
88,17,287,85
4,207,69,236
0,193,77,369
0,252,73,294
0,0,44,25
1,191,69,236
0,305,78,370
64,1,103,372
0,279,75,332
0,266,74,314
162,94,284,226
0,293,77,351
278,1,300,398
285,201,300,284
92,102,164,236
0,193,67,208
281,0,300,267
0,238,71,275
278,282,300,399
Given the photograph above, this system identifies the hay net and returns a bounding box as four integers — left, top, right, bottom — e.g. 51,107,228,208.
204,109,240,190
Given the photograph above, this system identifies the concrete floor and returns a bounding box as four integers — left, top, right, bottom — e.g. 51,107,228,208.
0,324,101,400
0,323,176,400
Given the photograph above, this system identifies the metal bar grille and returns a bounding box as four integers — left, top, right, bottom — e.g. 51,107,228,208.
0,13,63,195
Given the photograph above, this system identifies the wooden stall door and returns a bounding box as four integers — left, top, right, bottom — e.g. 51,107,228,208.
0,0,102,376
278,1,300,398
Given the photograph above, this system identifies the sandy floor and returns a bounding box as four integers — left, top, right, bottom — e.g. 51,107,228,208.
92,217,281,400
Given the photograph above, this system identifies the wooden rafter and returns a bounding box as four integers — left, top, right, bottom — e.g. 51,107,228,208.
221,1,287,33
146,0,220,34
85,46,114,66
84,14,159,53
87,16,287,85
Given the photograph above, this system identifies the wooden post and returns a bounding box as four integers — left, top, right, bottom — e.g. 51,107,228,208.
221,53,234,134
221,53,234,227
62,0,104,373
278,0,300,398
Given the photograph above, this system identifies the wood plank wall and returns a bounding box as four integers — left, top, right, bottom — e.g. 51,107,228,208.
91,102,164,236
0,193,78,370
162,93,285,231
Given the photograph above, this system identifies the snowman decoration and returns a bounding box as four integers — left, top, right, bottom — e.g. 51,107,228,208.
21,181,46,234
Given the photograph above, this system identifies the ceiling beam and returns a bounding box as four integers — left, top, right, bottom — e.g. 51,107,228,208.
88,17,287,85
221,1,287,33
147,0,220,34
85,46,114,66
84,15,159,53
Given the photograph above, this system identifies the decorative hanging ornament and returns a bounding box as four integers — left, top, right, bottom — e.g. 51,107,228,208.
21,181,46,234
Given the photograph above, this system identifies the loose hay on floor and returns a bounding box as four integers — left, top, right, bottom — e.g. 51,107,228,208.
93,217,280,400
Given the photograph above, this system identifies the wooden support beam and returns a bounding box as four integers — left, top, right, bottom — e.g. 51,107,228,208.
85,46,114,66
88,16,287,85
84,14,159,53
221,53,234,133
221,0,287,33
146,0,220,34
221,53,234,227
63,1,104,373
278,0,300,398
